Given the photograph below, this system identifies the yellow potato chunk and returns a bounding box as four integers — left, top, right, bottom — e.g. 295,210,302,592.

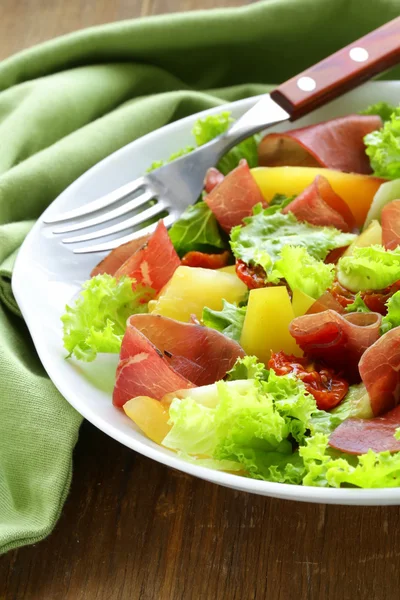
218,265,237,275
342,219,382,257
251,166,384,228
149,265,247,322
240,286,301,365
124,396,171,444
291,288,315,317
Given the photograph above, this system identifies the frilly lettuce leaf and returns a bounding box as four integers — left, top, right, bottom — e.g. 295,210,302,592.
269,245,335,299
163,373,318,483
202,299,246,341
364,107,400,179
381,290,400,334
61,274,149,362
149,111,258,176
192,111,259,174
345,292,370,314
230,207,355,275
168,201,227,256
337,245,400,292
360,101,396,122
301,434,400,488
226,355,269,382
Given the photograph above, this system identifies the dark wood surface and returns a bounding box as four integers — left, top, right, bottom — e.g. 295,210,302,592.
1,2,400,599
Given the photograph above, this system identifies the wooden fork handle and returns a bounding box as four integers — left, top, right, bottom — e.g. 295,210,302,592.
271,16,400,120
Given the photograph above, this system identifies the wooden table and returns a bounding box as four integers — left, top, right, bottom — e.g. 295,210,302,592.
1,1,400,598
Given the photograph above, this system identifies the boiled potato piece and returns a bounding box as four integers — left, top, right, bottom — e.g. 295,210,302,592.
149,266,247,322
291,288,315,317
240,286,301,365
124,396,171,444
342,219,382,257
251,166,384,228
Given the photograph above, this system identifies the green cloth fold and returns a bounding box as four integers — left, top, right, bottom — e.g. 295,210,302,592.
1,0,399,554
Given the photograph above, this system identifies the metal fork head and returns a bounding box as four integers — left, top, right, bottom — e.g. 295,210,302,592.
46,141,222,254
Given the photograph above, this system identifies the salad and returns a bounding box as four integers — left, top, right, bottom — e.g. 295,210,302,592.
62,104,400,489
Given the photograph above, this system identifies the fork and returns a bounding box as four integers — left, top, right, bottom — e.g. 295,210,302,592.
44,17,400,254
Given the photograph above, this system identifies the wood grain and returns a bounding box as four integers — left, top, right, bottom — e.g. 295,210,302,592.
1,2,400,599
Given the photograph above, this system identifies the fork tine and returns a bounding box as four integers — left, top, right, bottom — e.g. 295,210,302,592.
43,176,147,224
71,215,176,254
62,203,167,244
52,189,155,234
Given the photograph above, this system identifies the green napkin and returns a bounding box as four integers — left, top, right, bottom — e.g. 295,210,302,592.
1,0,399,554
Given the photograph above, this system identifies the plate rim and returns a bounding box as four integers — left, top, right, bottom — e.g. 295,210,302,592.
12,81,400,505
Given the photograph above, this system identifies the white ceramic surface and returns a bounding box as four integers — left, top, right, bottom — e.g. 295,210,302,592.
12,81,400,505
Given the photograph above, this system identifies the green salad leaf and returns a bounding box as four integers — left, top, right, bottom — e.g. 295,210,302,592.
381,290,400,334
226,356,269,382
148,111,258,175
61,274,149,361
168,201,227,256
163,372,319,484
337,245,400,292
230,206,355,275
364,106,400,179
269,246,335,298
301,434,400,488
360,101,396,122
192,112,259,174
202,299,246,341
345,292,370,314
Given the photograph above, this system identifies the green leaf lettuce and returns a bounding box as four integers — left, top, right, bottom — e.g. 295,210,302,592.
61,274,150,361
337,245,400,292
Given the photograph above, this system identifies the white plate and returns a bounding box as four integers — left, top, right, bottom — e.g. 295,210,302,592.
12,81,400,505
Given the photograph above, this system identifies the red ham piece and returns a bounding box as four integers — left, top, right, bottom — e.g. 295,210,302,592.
282,175,356,232
113,326,193,407
329,405,400,455
289,309,382,381
382,200,400,250
258,114,382,174
205,159,265,232
127,314,245,385
181,250,230,269
91,233,151,277
359,327,400,416
113,314,245,407
204,167,224,193
306,291,345,315
114,221,180,294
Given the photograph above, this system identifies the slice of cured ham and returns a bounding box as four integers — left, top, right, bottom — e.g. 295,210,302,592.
329,404,400,454
382,200,400,250
113,314,245,407
113,326,193,407
282,175,355,232
258,115,382,174
204,167,224,193
306,291,346,315
114,221,181,293
289,309,382,381
128,314,245,384
205,159,265,232
91,234,151,277
359,326,400,416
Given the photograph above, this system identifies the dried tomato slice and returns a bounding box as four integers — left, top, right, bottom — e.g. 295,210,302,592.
269,351,349,411
235,259,267,289
181,250,231,269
